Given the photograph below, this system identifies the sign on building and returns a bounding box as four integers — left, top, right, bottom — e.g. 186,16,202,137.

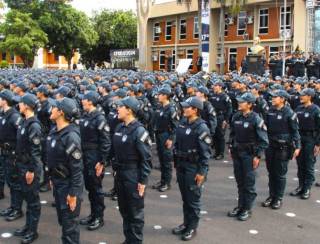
201,0,210,73
110,49,139,70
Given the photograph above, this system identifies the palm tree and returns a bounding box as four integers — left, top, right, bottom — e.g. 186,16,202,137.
177,0,247,73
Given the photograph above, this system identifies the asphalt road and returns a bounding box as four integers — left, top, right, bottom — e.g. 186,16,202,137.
0,148,320,244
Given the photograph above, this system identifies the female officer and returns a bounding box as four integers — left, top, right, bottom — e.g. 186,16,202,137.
47,98,83,244
79,91,111,231
228,92,269,221
172,96,212,241
112,96,152,244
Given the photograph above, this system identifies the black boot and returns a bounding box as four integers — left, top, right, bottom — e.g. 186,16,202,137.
87,217,104,231
227,207,241,217
0,207,13,217
21,231,38,244
79,215,94,225
172,224,187,235
271,199,282,210
181,229,197,241
290,187,303,196
237,209,252,221
158,184,171,192
300,189,310,200
14,226,29,237
261,197,273,208
6,210,23,221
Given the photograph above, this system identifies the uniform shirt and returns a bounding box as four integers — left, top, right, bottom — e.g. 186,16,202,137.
0,108,21,148
200,101,217,136
154,102,179,141
295,103,320,145
229,111,269,158
80,109,111,165
174,117,212,176
210,92,232,122
47,124,83,197
266,105,301,148
112,120,152,184
16,116,42,172
37,98,54,135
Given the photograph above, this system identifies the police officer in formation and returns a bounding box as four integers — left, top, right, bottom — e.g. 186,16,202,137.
263,90,301,209
291,88,320,199
153,86,178,192
79,91,111,230
228,92,269,221
112,96,152,244
173,96,212,240
47,98,83,244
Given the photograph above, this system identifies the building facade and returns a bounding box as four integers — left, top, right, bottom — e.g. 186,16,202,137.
139,0,312,73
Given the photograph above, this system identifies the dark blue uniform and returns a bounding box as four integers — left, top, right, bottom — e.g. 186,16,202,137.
174,118,211,231
295,104,320,193
0,108,22,214
200,101,217,137
112,120,152,244
80,109,111,220
15,116,42,233
265,105,300,202
229,111,269,211
154,102,179,187
47,124,84,244
210,92,232,158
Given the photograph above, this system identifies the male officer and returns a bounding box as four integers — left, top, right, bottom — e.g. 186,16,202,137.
36,85,54,193
79,91,111,230
113,96,152,244
153,86,178,192
14,93,42,243
263,90,301,209
210,81,232,160
291,88,320,199
172,96,212,241
228,92,269,221
0,90,22,218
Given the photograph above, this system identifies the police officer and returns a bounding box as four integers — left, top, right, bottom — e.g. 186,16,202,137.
112,96,152,244
172,96,211,241
228,92,269,221
263,90,301,209
14,93,42,243
153,86,179,192
47,98,83,244
210,81,232,160
291,88,320,199
36,84,54,193
0,90,22,218
79,91,111,230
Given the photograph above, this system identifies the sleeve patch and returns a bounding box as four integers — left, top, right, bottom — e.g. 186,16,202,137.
66,143,76,155
291,113,297,121
32,137,41,145
204,136,212,145
171,111,177,119
72,149,82,160
199,131,208,140
15,117,22,126
98,121,106,130
140,131,149,143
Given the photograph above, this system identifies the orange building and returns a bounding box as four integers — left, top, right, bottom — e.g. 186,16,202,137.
140,0,309,73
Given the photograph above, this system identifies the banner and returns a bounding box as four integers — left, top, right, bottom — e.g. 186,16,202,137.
176,59,193,75
201,0,210,73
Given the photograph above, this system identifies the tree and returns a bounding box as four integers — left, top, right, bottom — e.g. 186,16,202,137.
177,0,247,73
0,10,48,67
38,3,98,69
80,10,137,68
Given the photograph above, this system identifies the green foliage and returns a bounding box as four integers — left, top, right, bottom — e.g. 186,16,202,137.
0,60,9,68
80,10,137,68
38,3,98,68
0,10,48,67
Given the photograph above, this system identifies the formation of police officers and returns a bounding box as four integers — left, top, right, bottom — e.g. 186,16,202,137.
0,68,319,244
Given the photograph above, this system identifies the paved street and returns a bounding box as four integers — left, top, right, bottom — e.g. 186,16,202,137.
0,148,320,244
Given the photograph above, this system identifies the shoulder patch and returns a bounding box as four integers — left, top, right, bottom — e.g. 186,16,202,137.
15,117,22,126
104,124,110,132
291,113,297,121
140,131,149,143
71,149,82,160
98,121,106,131
171,111,177,119
66,143,76,155
32,137,41,145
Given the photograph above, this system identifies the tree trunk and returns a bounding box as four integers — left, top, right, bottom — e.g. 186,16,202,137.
218,5,225,74
67,58,72,70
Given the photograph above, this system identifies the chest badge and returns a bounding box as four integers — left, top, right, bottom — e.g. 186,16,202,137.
21,128,25,135
51,139,56,148
277,115,282,120
304,112,309,118
2,119,6,125
84,121,89,127
243,122,249,128
122,135,128,142
160,111,163,116
216,98,220,101
185,128,192,135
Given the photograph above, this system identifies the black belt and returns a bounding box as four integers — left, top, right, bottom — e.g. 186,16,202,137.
117,164,138,170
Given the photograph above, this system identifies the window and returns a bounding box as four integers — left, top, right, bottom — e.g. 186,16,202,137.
237,11,247,35
194,16,199,39
186,49,194,70
247,47,253,55
172,50,176,70
224,14,228,36
259,9,269,34
269,46,279,57
153,22,160,41
280,6,292,30
180,19,187,40
229,48,237,71
159,50,166,70
165,21,172,41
